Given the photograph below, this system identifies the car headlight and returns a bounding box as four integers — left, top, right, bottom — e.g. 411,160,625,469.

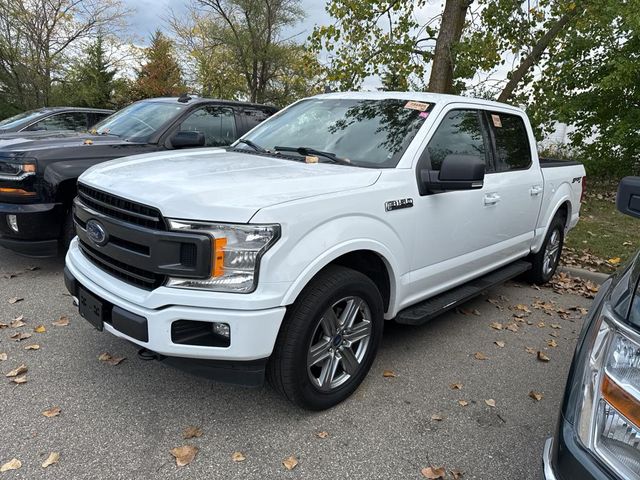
165,220,280,293
577,303,640,478
0,159,37,181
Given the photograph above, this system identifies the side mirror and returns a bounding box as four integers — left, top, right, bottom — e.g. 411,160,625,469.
617,176,640,218
171,131,205,148
420,154,485,193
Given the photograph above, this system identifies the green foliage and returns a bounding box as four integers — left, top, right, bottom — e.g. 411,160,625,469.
133,30,185,100
528,0,640,177
53,36,117,108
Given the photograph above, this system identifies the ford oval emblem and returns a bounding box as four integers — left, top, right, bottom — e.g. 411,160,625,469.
86,219,108,246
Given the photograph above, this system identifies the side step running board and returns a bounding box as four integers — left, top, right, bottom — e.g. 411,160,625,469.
395,260,532,326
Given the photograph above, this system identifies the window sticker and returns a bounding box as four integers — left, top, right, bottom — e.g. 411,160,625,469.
419,111,429,119
491,114,502,128
404,101,430,111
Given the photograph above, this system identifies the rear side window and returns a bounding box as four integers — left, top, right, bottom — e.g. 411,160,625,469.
486,112,531,171
426,109,488,171
243,108,272,130
27,112,88,132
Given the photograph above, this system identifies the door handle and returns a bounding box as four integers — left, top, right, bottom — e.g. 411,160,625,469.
530,185,543,196
483,193,501,205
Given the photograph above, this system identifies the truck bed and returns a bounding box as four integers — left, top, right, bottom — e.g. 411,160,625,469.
539,157,581,168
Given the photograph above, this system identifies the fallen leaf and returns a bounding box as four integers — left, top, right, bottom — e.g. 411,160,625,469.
494,341,505,348
382,369,397,378
42,406,61,418
170,445,198,467
0,322,7,329
0,458,21,472
607,257,621,265
505,323,519,332
474,352,488,360
514,304,531,313
52,316,70,327
549,332,559,338
529,391,544,401
537,351,550,362
10,316,25,328
421,466,446,479
484,398,496,407
490,322,503,330
316,431,329,438
24,344,40,350
5,364,27,377
525,347,536,354
451,468,464,479
449,383,463,390
457,400,469,407
547,339,558,348
182,426,203,439
10,332,32,341
7,297,23,304
34,325,46,333
41,452,59,468
0,353,6,361
282,456,298,471
98,353,125,366
231,451,246,462
431,414,444,421
11,375,27,384
550,324,562,329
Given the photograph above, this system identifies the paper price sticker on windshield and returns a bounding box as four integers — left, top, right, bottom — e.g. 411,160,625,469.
491,114,502,128
404,101,430,111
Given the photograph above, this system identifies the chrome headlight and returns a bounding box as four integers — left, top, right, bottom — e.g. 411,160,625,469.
577,304,640,478
0,159,37,181
165,220,280,293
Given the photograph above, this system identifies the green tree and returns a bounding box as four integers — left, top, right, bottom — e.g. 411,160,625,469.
133,30,185,99
54,35,117,108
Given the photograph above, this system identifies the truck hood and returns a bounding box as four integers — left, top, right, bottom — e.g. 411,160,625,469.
0,131,129,154
80,149,382,223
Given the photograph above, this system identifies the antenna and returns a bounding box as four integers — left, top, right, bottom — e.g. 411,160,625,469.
177,93,192,103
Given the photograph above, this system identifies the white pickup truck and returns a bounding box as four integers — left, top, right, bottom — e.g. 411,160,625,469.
64,92,586,410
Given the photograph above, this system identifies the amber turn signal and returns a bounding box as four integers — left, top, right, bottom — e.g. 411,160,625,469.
602,374,640,429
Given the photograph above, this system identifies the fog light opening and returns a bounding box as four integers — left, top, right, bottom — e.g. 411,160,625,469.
7,214,18,233
212,322,230,339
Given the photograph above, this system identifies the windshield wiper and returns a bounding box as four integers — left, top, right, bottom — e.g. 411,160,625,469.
235,138,267,153
273,146,351,165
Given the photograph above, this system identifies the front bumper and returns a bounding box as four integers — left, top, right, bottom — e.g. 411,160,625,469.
65,240,287,385
0,202,64,257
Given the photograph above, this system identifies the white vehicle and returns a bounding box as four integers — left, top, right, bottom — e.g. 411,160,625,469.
64,92,586,410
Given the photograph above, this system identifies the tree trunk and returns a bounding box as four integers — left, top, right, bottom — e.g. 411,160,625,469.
497,9,579,103
428,0,469,93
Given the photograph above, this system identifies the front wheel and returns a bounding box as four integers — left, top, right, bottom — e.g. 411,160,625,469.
527,213,565,284
267,266,384,410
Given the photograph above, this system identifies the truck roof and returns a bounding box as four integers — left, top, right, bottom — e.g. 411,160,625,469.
312,91,525,114
146,96,278,112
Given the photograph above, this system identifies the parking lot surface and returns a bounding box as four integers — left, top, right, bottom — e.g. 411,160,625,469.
0,247,593,479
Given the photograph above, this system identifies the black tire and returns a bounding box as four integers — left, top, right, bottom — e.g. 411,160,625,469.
267,265,384,410
60,210,75,254
527,212,566,284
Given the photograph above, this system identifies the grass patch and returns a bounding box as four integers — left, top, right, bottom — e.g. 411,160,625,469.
564,183,640,272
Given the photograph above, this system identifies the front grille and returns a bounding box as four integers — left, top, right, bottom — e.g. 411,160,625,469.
79,241,164,290
77,183,165,230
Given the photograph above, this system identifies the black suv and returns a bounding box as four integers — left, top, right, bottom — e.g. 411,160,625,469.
544,176,640,480
0,107,113,134
0,96,277,257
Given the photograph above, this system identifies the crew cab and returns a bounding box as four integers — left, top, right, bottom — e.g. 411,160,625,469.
64,92,586,410
543,177,640,480
0,106,113,134
0,96,277,257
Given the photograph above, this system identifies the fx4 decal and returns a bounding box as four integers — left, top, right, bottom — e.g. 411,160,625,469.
385,198,414,212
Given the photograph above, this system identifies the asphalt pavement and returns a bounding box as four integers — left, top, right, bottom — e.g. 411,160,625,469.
0,246,594,479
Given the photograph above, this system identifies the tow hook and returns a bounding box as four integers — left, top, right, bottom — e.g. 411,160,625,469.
138,348,164,361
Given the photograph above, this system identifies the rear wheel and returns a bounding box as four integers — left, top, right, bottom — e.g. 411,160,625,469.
267,266,384,410
527,213,565,284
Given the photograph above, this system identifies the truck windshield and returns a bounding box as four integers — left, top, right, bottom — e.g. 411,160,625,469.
93,101,185,141
238,98,433,168
0,109,49,130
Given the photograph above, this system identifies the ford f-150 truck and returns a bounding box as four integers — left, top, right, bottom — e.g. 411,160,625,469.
64,92,586,410
0,96,276,257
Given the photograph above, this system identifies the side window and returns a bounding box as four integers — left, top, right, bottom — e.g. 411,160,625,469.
243,108,272,130
179,106,237,147
90,112,111,128
486,112,532,171
426,109,488,171
27,112,88,131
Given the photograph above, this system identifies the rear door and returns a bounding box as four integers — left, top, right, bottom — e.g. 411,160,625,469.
481,110,543,256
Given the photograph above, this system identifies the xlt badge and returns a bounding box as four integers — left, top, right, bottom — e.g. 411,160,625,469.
385,198,414,212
